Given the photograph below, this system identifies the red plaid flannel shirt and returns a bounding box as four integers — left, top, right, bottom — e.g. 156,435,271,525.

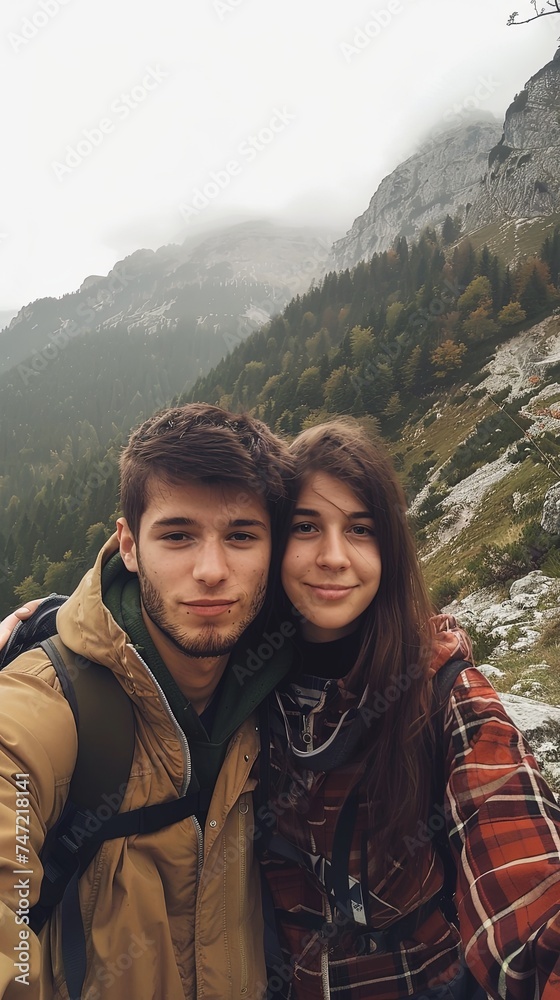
262,617,560,999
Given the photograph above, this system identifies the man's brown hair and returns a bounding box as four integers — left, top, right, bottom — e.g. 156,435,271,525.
119,402,293,540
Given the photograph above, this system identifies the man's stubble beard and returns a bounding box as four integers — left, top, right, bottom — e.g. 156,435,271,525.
136,556,267,659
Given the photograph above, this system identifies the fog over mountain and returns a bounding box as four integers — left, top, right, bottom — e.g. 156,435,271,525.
1,0,556,311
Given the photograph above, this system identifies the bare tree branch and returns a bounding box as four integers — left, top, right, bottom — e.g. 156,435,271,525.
508,0,560,24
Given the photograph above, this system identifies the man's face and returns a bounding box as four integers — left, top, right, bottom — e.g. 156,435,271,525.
118,478,271,660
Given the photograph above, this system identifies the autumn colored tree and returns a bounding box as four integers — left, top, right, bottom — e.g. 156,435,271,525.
385,302,405,334
301,311,317,334
458,276,493,315
463,306,498,341
431,339,467,379
498,301,527,326
349,325,374,363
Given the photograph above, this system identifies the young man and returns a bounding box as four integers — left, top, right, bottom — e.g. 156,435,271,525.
0,403,294,1000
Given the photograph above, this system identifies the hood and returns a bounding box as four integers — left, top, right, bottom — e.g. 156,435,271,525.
56,532,131,676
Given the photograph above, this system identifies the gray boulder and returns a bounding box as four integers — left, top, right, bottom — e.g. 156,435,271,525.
541,481,560,534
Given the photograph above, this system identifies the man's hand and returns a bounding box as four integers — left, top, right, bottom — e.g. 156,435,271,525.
0,599,43,650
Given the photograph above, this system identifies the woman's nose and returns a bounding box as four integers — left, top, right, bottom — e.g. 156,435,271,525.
316,531,351,570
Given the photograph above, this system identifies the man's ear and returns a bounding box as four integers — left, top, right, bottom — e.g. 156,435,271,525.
117,517,139,574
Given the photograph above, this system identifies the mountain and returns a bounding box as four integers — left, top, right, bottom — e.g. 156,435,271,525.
0,220,333,380
463,49,560,257
467,50,560,229
0,310,18,330
0,220,334,602
330,48,560,272
330,119,502,271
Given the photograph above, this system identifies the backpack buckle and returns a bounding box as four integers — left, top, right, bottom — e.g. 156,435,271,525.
356,929,388,955
60,832,82,854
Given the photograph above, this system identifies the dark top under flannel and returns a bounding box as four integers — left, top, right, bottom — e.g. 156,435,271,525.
262,651,560,999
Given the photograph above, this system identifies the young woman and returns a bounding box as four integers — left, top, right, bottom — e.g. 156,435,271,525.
259,418,560,1000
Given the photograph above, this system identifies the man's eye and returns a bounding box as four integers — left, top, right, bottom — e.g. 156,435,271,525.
229,532,254,542
164,532,190,542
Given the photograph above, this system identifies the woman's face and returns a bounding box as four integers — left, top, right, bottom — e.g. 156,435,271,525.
281,472,382,643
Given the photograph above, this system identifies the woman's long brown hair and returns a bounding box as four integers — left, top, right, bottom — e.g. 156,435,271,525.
285,418,436,873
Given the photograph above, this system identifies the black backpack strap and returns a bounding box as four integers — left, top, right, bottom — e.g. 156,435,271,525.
30,636,135,1000
41,636,136,812
273,891,444,954
330,784,362,923
34,634,212,1000
30,639,135,929
429,658,471,924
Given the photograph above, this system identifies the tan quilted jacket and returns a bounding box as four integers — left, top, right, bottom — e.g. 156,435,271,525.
0,535,266,999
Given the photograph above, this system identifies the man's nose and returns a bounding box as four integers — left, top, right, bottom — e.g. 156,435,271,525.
192,541,230,586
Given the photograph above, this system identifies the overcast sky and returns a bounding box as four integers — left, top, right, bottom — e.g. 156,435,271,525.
0,0,558,312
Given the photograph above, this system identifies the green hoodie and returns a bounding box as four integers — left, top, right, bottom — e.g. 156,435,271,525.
102,552,291,792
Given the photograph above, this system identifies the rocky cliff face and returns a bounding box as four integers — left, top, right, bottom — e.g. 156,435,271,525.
466,50,560,231
330,49,560,271
330,120,502,271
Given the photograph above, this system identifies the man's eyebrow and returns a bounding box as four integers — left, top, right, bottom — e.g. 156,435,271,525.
293,507,374,520
150,517,268,529
151,517,196,528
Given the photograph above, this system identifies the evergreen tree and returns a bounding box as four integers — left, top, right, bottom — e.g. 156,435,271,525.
324,367,356,414
517,260,554,317
296,368,324,409
441,215,457,246
478,245,492,279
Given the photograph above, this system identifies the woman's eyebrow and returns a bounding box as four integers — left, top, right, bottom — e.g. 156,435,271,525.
293,507,374,520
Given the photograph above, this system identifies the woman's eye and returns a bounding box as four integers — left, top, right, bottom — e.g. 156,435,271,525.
349,525,375,536
292,522,317,534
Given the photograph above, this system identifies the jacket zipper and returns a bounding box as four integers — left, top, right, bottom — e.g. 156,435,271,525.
193,816,204,884
321,900,332,999
238,799,249,993
133,651,204,873
302,712,314,751
132,648,192,794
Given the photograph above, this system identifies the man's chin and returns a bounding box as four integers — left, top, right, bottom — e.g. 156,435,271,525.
181,643,236,659
162,626,238,660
